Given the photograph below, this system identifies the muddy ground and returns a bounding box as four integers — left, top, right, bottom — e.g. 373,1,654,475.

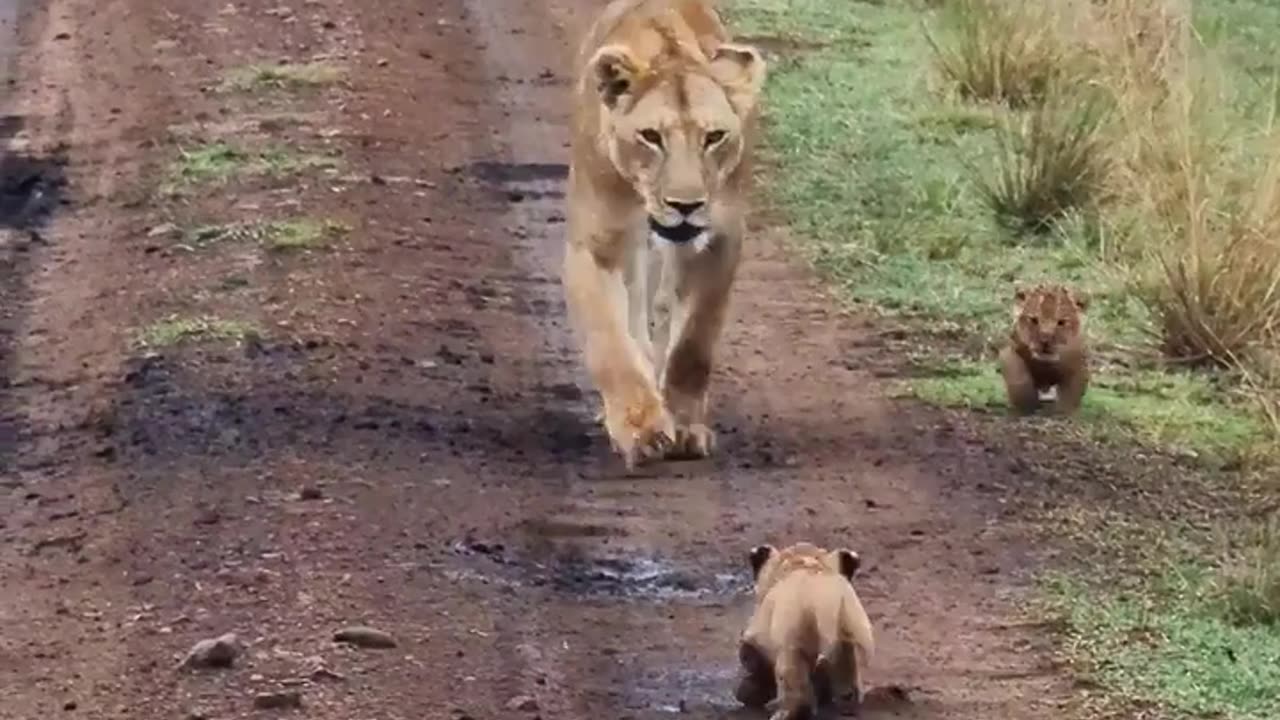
0,0,1096,718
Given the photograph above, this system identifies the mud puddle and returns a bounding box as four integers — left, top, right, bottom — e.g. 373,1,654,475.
444,538,751,603
0,145,67,230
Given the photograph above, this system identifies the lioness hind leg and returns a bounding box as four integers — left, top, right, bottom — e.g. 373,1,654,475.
734,640,776,708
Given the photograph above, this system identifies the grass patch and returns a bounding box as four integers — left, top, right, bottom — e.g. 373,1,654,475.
164,142,340,193
221,61,344,92
180,218,350,252
1044,548,1280,720
905,359,1266,464
135,316,259,349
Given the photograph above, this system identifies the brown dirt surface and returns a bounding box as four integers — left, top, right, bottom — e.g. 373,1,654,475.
0,0,1138,718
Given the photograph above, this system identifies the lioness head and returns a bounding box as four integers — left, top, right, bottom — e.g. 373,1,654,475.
1012,283,1088,362
748,542,861,597
586,39,766,249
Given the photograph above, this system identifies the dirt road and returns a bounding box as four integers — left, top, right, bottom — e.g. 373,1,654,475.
1,0,1072,718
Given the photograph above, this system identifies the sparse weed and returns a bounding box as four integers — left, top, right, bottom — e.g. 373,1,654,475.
221,61,344,92
1215,515,1280,627
164,142,340,193
135,316,259,349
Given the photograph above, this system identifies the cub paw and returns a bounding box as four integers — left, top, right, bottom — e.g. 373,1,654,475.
666,423,715,460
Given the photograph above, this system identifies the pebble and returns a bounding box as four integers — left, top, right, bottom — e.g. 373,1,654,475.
180,633,240,669
333,626,397,649
505,695,539,712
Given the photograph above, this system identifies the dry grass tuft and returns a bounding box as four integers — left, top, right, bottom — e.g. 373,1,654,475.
925,0,1072,109
981,89,1113,233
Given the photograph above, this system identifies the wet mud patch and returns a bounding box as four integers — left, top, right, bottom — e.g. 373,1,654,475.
445,537,752,603
0,146,68,230
105,352,601,466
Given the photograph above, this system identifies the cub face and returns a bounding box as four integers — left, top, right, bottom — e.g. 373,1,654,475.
586,41,766,248
748,542,861,597
1012,283,1088,363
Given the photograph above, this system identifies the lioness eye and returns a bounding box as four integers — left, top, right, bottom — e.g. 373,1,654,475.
704,130,727,148
1058,319,1066,326
1029,317,1039,326
639,129,663,148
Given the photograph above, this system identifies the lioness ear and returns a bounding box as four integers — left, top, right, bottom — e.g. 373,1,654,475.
589,44,641,109
709,43,767,114
748,544,774,579
834,549,861,581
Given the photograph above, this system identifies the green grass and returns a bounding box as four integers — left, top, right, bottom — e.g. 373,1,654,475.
905,358,1266,464
1044,563,1280,720
726,0,1149,349
221,61,345,92
135,316,259,349
181,218,350,252
163,142,340,193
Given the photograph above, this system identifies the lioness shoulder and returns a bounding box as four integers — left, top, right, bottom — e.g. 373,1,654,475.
735,542,875,720
998,282,1090,415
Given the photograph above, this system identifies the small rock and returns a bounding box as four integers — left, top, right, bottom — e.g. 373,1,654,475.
309,666,346,683
180,633,240,669
333,626,397,649
298,485,324,501
253,691,302,710
506,695,538,712
146,222,179,238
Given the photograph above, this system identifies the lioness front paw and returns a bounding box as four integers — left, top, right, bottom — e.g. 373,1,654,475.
603,393,675,470
666,423,715,459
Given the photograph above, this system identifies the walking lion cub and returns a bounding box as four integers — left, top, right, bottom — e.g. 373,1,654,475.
735,542,875,720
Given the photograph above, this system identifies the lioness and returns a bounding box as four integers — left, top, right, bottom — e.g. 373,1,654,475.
735,542,875,720
564,0,766,469
998,282,1090,415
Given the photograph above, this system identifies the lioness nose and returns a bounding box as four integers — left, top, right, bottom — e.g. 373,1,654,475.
666,199,706,216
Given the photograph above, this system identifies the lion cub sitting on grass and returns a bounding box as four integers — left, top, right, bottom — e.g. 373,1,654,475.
998,282,1090,415
734,542,875,720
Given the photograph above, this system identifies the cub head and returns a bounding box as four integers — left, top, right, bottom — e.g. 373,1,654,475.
748,542,862,597
586,40,766,249
1012,283,1088,362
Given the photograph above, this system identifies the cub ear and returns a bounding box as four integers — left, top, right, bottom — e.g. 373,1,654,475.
748,544,775,579
834,548,861,582
1071,290,1090,313
709,43,767,115
588,44,642,109
1013,284,1028,303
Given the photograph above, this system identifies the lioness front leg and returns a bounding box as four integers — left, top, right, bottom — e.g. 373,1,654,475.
564,242,675,468
660,239,739,459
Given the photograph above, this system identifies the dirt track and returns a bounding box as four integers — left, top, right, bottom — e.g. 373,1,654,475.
1,1,1075,718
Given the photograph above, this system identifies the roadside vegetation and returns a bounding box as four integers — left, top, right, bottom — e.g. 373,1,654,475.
726,0,1280,717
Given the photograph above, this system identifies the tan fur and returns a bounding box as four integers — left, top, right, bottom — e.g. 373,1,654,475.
736,543,875,720
564,0,766,469
999,282,1091,415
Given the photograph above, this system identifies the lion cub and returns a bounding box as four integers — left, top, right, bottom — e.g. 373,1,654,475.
734,542,875,720
998,283,1090,415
